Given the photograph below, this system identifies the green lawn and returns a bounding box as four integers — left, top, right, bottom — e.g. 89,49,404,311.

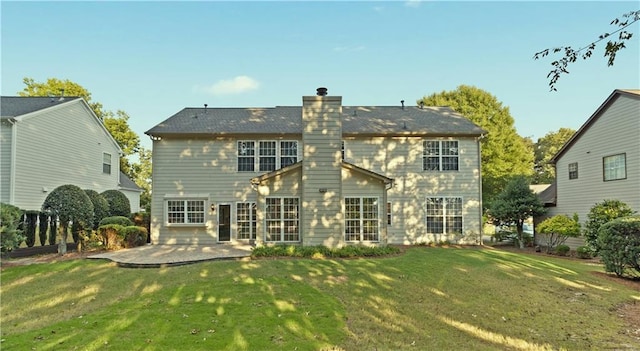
1,247,638,350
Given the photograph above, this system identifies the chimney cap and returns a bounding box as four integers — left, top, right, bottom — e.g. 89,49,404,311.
316,87,328,96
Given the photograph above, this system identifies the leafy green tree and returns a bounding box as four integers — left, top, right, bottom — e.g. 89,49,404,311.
584,199,636,253
532,128,575,184
101,190,131,217
102,110,141,177
42,185,94,254
131,147,152,212
419,85,534,206
534,10,640,91
488,176,546,248
536,214,581,253
19,77,106,119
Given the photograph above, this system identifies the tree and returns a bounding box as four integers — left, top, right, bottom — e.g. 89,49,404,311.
584,199,636,254
101,190,131,217
488,176,546,248
532,128,575,184
534,10,640,91
536,214,581,253
19,77,106,119
42,185,94,254
131,147,152,212
102,110,141,177
418,85,534,206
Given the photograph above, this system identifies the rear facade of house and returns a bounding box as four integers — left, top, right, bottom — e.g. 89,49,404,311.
146,89,485,247
540,89,640,249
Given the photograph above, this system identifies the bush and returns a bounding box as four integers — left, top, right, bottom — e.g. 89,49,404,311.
131,212,151,236
121,226,148,248
38,212,49,246
584,200,635,254
251,245,400,259
0,203,25,252
597,216,640,278
48,216,57,245
98,224,125,250
42,184,94,253
101,190,131,217
99,216,134,227
576,246,592,259
537,214,581,253
554,244,570,256
84,189,110,229
24,211,39,247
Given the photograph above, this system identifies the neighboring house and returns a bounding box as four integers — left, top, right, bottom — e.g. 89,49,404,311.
537,89,640,248
145,88,485,247
0,96,141,212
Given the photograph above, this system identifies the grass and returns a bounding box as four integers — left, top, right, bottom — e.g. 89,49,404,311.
1,247,639,350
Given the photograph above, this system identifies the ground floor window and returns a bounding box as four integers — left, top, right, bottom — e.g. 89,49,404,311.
166,199,206,225
265,197,299,242
426,197,462,235
237,202,256,240
345,197,379,242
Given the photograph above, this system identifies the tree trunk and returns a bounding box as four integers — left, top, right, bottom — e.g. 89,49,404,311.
58,223,67,255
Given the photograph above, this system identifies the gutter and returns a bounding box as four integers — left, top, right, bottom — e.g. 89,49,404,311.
7,118,17,204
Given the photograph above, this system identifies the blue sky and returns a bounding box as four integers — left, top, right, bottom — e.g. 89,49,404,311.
2,1,638,150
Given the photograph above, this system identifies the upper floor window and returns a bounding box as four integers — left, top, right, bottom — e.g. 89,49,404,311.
423,140,459,171
166,199,205,225
603,153,626,181
102,153,112,174
238,140,298,172
568,162,578,180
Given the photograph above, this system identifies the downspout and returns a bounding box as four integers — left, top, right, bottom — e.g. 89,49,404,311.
8,118,17,205
477,134,485,246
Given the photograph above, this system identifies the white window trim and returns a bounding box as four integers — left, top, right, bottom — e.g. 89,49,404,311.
422,139,460,172
603,153,626,181
237,140,300,172
265,197,300,243
164,197,208,227
102,152,112,175
425,196,464,235
236,202,257,241
344,196,380,243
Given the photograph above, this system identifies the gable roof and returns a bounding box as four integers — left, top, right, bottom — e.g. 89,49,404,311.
550,89,640,163
146,105,485,137
1,96,82,118
250,160,393,185
119,172,143,192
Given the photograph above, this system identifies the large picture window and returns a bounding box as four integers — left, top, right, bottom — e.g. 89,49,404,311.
603,154,626,181
265,197,299,242
238,140,298,172
426,197,462,235
166,199,206,225
237,202,256,240
423,140,459,171
345,197,379,242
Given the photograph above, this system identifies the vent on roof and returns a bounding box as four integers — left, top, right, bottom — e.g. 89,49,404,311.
401,100,405,110
316,87,328,96
419,101,424,109
204,104,208,113
58,89,65,102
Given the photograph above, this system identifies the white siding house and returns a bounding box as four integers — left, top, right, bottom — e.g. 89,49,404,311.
146,88,485,247
0,96,141,212
539,89,640,248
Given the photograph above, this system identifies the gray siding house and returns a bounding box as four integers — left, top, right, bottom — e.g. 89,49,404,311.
146,88,485,247
0,96,141,212
539,89,640,248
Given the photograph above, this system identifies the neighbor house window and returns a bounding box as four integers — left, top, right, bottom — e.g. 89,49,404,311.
387,202,392,226
603,153,626,181
423,140,459,171
345,197,379,242
237,202,257,240
426,197,463,235
102,152,112,174
238,140,298,172
265,197,299,242
568,162,578,180
166,199,205,225
238,141,255,172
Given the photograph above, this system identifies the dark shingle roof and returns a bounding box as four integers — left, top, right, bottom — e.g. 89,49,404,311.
146,105,484,137
119,172,142,191
1,96,81,118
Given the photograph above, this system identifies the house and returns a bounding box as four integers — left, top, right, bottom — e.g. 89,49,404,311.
0,96,141,212
145,88,485,247
538,89,640,248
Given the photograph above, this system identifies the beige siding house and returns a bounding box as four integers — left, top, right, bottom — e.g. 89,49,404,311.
146,88,485,247
0,96,142,212
540,89,640,248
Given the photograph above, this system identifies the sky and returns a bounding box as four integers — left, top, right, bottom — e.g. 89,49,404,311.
2,1,639,151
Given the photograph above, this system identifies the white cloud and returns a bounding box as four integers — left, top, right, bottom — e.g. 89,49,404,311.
404,0,421,8
196,76,260,95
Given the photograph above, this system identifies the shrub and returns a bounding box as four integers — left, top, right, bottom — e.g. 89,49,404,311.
576,246,592,259
42,184,94,253
84,189,110,229
537,214,581,253
584,200,635,254
0,203,25,252
38,212,49,246
597,216,640,278
554,244,570,256
99,216,134,227
98,224,125,250
121,226,148,248
24,211,39,247
251,244,400,258
101,190,131,217
131,212,151,236
48,216,57,245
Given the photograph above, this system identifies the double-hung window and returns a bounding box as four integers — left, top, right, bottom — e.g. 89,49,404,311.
103,152,112,174
259,141,277,172
166,199,206,225
237,141,255,172
423,140,459,171
265,197,299,242
426,197,463,235
238,140,298,172
603,154,626,181
280,141,298,168
345,197,379,242
568,162,578,180
237,202,257,240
